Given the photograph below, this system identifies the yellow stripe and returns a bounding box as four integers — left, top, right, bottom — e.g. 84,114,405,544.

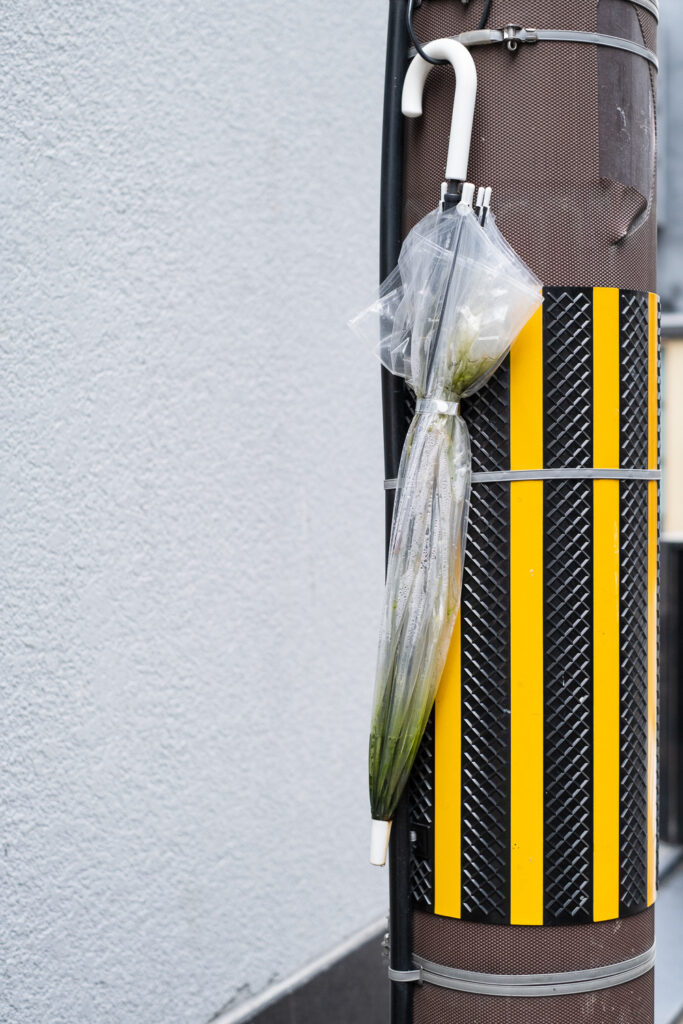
592,287,621,922
593,481,620,920
510,483,544,924
647,481,657,905
509,306,544,925
510,307,544,470
647,294,658,905
434,613,461,917
593,289,621,470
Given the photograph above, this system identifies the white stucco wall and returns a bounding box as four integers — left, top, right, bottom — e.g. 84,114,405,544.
0,3,388,1022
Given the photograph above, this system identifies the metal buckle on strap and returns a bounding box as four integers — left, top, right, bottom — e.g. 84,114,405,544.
501,25,538,51
388,967,423,984
409,25,658,70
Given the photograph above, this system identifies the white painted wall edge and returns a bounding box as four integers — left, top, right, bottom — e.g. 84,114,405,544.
212,915,388,1024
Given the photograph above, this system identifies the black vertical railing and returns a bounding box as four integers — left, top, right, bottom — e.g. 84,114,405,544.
379,3,413,1023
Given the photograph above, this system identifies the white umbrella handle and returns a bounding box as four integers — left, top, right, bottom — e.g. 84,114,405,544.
401,38,477,183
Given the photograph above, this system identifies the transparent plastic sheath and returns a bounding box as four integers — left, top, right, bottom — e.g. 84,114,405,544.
351,201,543,832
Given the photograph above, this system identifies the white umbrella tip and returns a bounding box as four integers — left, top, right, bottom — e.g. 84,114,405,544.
459,182,475,207
370,819,392,866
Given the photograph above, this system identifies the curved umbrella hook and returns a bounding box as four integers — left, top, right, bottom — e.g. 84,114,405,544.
401,38,478,184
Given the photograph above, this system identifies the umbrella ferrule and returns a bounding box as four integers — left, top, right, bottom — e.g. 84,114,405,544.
441,179,464,210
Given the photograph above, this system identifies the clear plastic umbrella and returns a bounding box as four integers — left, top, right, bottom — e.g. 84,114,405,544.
351,38,543,865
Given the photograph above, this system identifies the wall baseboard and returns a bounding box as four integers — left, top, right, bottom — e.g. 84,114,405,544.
211,916,389,1024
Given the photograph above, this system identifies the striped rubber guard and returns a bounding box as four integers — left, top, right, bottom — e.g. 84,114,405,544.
406,287,660,925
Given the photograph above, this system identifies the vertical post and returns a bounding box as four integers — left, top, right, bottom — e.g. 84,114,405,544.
380,1,659,1021
379,4,412,1024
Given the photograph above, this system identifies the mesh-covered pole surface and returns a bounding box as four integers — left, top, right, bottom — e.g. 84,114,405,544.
392,1,659,1021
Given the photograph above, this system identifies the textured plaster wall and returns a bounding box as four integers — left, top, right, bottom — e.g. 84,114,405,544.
0,3,388,1022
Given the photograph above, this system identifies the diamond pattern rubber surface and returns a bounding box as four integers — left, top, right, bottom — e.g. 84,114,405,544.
656,478,661,882
543,288,593,468
463,359,509,473
657,300,661,471
543,480,593,923
620,292,649,469
619,480,649,914
409,710,434,909
460,482,510,923
656,308,661,879
410,857,433,911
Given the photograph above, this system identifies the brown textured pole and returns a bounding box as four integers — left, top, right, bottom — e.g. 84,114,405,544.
396,1,659,1021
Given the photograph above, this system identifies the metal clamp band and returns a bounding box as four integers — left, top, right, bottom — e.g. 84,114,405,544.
415,398,460,417
385,468,661,490
390,944,656,996
388,967,422,983
410,26,658,70
472,467,662,483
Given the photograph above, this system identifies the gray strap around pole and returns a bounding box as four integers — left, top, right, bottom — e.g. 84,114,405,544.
409,25,658,71
388,943,656,996
459,28,658,70
471,467,662,483
384,468,661,490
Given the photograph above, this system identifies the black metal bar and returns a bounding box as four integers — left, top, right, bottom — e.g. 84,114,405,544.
379,3,413,1023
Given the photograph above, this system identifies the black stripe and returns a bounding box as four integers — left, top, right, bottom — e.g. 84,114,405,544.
656,480,661,888
657,299,662,473
543,478,594,924
409,709,435,910
460,480,510,924
540,287,594,922
463,357,510,473
620,291,649,469
542,287,593,469
460,314,511,923
619,479,650,915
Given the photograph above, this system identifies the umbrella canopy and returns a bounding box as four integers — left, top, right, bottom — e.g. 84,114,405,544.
355,187,542,864
352,39,542,865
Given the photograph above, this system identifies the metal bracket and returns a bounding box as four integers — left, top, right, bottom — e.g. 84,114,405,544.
408,25,658,70
501,24,538,51
388,945,656,995
385,467,661,490
388,967,423,984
